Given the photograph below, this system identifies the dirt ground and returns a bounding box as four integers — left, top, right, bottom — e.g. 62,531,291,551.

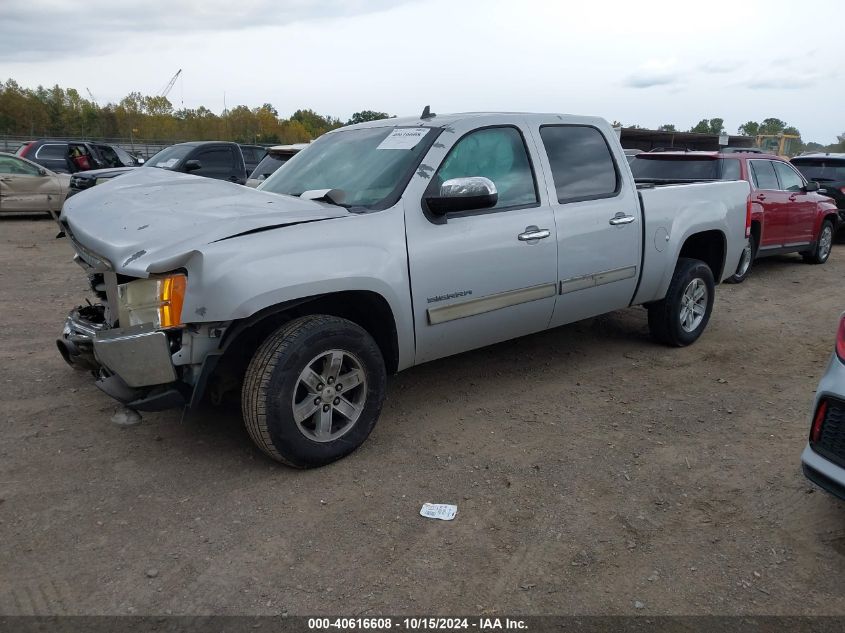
1,216,844,616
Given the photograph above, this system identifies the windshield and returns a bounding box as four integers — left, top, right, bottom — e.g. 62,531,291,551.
792,160,845,182
260,126,435,208
250,154,290,181
631,156,721,180
144,145,193,170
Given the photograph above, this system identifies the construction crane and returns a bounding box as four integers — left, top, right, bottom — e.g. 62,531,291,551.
85,87,96,103
160,69,182,98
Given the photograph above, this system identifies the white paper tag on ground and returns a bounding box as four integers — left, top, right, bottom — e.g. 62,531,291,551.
377,128,428,150
420,503,457,521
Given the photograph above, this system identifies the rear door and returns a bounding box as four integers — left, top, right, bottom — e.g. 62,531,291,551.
0,155,61,212
533,124,641,327
32,143,70,173
405,122,558,364
772,160,816,245
748,159,786,247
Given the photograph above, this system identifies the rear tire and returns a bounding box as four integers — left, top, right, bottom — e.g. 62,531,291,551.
802,220,834,264
725,236,756,284
648,258,715,347
242,315,387,468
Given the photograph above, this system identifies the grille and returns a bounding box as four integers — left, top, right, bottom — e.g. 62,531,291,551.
813,398,845,468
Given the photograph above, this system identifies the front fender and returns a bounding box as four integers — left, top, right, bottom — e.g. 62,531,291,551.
179,208,415,370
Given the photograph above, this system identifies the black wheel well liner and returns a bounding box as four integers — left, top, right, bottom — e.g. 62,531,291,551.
219,290,400,375
678,230,727,282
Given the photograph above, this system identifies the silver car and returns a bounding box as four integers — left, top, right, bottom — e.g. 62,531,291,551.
802,312,845,498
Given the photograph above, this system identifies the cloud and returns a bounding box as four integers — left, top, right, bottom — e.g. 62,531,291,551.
624,59,682,89
0,0,410,60
699,60,742,74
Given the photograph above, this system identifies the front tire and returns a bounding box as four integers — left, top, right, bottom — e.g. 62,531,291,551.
647,258,716,347
242,315,387,468
802,220,834,265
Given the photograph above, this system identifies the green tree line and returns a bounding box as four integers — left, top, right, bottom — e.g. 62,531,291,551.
0,79,392,144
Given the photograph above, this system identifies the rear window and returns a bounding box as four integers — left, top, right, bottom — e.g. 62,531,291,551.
630,156,721,180
748,160,779,190
792,159,845,182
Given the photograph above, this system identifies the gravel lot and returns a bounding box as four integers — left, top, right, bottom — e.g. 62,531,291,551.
1,216,844,616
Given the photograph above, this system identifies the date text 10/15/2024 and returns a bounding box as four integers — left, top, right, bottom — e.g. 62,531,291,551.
308,618,528,630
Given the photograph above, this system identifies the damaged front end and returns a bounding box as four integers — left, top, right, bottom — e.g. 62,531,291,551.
57,301,189,411
57,231,222,412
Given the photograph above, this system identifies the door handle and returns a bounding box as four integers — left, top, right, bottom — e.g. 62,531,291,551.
756,194,767,201
608,212,636,226
789,194,797,201
518,226,551,241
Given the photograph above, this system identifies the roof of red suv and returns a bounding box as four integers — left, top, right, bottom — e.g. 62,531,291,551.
635,151,782,160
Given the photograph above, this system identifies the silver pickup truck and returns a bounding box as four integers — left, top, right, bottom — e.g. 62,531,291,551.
58,112,750,467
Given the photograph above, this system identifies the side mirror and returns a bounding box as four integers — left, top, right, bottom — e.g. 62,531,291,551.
38,168,47,176
804,181,820,192
136,158,145,165
183,159,202,172
425,177,498,216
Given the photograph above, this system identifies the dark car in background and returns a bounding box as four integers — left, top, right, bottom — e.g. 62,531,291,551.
246,143,309,187
791,154,845,232
17,140,141,174
238,144,267,175
67,141,247,197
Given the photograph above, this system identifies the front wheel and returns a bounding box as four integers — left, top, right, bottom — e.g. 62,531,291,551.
802,220,834,265
242,315,387,468
647,258,716,347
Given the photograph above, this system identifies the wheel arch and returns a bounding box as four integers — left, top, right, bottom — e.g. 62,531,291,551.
677,229,727,283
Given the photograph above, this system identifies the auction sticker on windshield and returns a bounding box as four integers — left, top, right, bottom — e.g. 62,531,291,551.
377,128,429,150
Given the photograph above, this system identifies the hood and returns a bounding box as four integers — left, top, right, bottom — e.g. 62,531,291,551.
61,167,349,276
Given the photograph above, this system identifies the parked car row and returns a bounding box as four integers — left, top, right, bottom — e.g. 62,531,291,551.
629,150,839,282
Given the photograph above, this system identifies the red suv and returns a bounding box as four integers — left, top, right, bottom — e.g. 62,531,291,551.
630,151,839,282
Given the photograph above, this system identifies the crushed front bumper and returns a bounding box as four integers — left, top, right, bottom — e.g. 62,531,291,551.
57,304,188,411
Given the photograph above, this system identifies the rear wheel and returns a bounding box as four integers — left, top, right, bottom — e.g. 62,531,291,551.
725,236,756,284
802,220,834,264
242,315,387,468
648,258,715,347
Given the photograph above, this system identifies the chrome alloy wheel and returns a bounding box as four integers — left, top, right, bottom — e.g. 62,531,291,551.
819,224,833,260
291,349,367,442
679,278,708,333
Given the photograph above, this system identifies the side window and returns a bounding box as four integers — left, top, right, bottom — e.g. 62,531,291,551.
113,146,135,166
193,148,232,174
749,160,779,190
0,156,39,175
35,144,67,159
720,159,741,181
539,125,618,202
772,161,804,192
434,127,537,209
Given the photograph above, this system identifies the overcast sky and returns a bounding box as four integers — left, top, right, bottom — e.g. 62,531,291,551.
2,0,843,142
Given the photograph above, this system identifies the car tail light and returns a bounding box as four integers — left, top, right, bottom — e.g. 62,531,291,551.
837,314,845,362
811,400,828,443
18,142,34,157
840,187,845,195
745,197,752,238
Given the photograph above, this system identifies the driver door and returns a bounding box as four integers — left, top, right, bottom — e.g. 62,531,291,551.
404,123,558,364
